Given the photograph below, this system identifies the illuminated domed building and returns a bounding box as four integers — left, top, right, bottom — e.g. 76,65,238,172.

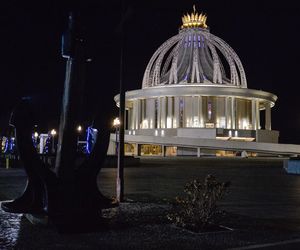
112,6,280,156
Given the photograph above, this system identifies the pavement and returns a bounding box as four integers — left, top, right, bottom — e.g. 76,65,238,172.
2,157,300,249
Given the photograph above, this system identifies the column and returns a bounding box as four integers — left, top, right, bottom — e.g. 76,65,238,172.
256,100,260,129
193,96,200,128
157,98,161,128
251,99,256,130
197,147,201,158
128,108,132,130
174,97,180,128
231,97,235,129
199,96,203,127
124,108,127,130
185,97,193,127
265,102,271,130
167,97,173,128
137,99,141,129
225,97,229,128
141,99,145,127
161,97,167,128
146,99,155,129
133,100,137,129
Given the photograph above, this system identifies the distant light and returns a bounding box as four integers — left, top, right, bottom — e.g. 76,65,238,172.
34,132,39,138
86,58,92,62
77,125,82,132
113,117,120,127
50,129,57,136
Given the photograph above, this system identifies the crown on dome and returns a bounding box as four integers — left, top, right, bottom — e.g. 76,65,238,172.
181,5,208,29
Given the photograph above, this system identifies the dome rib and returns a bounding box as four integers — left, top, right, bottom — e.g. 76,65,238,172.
142,28,247,89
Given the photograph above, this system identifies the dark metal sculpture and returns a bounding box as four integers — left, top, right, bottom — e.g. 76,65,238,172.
1,13,115,232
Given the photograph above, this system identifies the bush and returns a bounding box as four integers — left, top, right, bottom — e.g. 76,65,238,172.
167,175,230,232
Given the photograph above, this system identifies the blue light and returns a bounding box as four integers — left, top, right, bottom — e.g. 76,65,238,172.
3,139,8,153
86,127,98,154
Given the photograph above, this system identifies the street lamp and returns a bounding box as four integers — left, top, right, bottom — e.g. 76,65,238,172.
33,132,39,149
50,129,57,154
34,132,39,138
113,118,120,155
77,125,83,152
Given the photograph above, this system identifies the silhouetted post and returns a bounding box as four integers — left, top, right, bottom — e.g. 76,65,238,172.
116,2,131,202
117,24,125,203
55,12,85,183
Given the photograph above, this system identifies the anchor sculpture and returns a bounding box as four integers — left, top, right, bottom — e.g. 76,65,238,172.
1,13,115,232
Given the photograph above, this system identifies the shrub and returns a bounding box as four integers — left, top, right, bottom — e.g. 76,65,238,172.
167,175,230,232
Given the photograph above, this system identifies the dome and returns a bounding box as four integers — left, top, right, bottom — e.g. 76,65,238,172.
142,8,247,89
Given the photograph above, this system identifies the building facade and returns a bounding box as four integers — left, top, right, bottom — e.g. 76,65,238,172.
112,7,279,157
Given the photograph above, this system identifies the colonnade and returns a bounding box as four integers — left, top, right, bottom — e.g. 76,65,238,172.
128,96,272,131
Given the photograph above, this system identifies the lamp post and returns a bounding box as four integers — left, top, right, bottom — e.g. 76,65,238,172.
77,125,82,152
34,132,39,138
116,0,132,203
33,132,39,149
50,129,57,154
113,118,120,155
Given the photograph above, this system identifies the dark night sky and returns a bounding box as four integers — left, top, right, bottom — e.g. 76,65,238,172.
0,0,300,143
